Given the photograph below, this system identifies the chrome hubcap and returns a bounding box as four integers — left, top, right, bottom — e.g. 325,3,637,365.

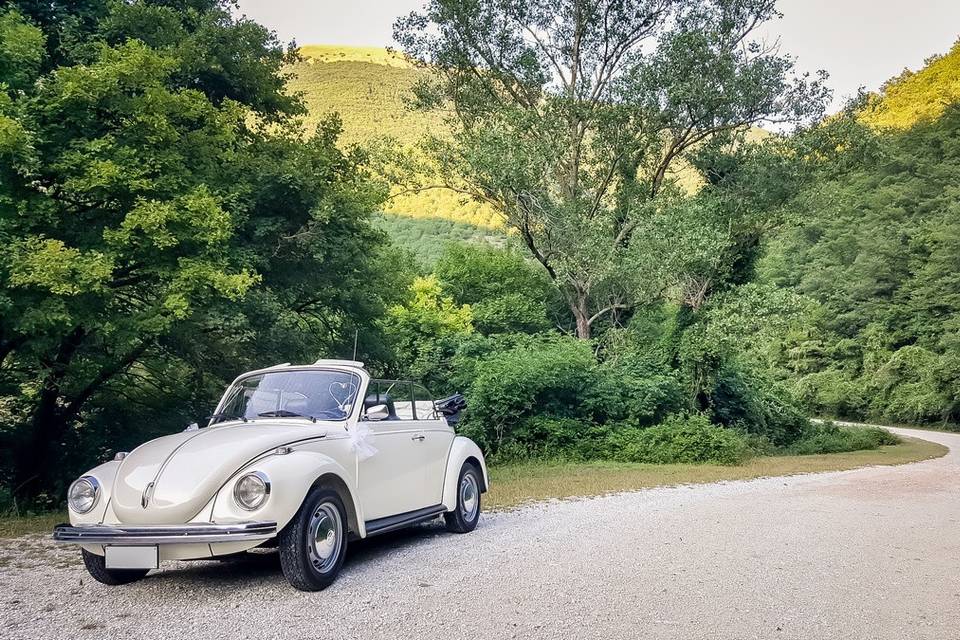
460,472,479,522
307,502,342,573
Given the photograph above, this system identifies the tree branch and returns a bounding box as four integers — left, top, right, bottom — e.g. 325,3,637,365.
61,340,152,422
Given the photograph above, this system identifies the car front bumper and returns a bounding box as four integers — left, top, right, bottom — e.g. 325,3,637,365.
52,521,277,545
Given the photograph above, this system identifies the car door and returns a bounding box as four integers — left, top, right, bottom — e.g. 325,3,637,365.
355,382,436,521
411,384,455,505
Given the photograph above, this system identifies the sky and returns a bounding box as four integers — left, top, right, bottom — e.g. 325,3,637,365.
234,0,960,111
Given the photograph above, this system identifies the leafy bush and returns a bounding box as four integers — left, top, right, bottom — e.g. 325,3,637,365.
786,422,899,455
606,413,751,465
490,417,616,463
380,276,473,385
456,336,598,453
470,293,552,335
794,369,870,418
589,357,686,426
435,244,559,334
709,364,810,446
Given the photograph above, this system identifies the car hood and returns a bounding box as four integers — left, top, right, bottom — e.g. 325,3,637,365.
111,421,338,525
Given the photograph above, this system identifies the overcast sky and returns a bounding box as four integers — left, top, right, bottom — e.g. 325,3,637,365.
235,0,960,111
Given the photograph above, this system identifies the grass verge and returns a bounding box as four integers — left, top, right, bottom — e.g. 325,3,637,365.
485,435,947,511
0,436,947,538
0,511,66,539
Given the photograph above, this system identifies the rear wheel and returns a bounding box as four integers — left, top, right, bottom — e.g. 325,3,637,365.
279,487,348,591
80,549,149,585
445,463,481,533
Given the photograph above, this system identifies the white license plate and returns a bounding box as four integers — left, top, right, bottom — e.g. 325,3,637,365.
105,545,159,570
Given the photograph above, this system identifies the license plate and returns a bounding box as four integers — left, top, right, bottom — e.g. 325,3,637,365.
105,545,159,570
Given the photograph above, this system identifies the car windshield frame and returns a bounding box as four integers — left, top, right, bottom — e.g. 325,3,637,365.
212,368,363,425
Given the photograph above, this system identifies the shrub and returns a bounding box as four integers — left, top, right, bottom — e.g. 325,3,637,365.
589,351,686,426
457,336,598,453
786,422,900,455
485,417,615,463
606,413,751,465
471,293,552,335
709,364,810,446
794,368,870,419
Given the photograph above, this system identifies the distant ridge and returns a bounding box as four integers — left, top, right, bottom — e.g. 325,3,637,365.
297,45,415,68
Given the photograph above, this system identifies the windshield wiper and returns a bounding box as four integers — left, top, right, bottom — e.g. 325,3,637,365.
257,410,317,423
208,412,247,424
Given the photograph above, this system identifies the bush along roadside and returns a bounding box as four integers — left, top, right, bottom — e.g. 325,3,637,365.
444,333,904,466
607,413,751,465
786,421,900,455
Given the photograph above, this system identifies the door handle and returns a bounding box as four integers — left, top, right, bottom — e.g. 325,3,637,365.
411,434,425,441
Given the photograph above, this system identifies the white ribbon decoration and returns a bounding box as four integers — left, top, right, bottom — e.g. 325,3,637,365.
349,421,378,461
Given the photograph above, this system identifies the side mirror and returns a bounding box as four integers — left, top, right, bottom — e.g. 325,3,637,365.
365,404,389,421
184,422,200,432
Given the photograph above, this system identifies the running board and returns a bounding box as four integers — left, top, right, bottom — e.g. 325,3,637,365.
364,504,447,537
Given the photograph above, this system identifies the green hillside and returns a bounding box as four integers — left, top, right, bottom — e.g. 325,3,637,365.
377,213,511,264
862,40,960,129
289,45,437,147
288,46,504,230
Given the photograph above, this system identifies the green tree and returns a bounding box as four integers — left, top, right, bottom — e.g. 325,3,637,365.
0,2,391,498
380,275,473,385
395,0,828,338
434,244,557,334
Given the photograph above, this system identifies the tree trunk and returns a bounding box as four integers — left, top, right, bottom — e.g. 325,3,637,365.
14,326,86,497
569,289,592,340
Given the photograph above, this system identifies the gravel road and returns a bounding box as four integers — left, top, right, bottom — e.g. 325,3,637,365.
2,426,959,640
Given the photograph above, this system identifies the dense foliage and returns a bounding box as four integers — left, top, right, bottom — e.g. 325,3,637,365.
760,104,960,427
0,1,397,502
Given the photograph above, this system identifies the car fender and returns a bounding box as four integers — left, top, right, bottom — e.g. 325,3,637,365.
441,436,489,512
211,448,364,536
68,460,121,525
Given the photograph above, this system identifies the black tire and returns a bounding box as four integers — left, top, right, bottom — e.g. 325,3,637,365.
444,463,482,533
80,549,149,586
279,487,348,591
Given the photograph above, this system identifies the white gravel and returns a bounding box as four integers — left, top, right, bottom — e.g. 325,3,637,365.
2,426,958,640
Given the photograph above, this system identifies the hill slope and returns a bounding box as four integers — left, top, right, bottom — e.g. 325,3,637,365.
861,40,960,129
287,46,503,230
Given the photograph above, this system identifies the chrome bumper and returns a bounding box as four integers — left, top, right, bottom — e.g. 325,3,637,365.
52,521,277,545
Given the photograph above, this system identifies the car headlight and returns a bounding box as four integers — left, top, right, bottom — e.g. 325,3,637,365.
234,471,270,510
68,476,100,514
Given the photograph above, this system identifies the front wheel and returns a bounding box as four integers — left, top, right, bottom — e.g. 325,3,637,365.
445,463,482,533
279,487,348,591
80,549,149,585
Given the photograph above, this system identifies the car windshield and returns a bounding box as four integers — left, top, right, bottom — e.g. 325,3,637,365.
213,369,360,423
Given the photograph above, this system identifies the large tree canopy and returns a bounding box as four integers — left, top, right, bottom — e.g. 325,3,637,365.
394,0,829,338
0,1,392,499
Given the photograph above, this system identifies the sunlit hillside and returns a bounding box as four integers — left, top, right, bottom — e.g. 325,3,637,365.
861,40,960,129
297,45,414,68
288,45,504,230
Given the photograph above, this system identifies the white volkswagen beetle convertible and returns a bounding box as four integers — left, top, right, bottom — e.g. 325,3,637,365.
53,359,487,591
